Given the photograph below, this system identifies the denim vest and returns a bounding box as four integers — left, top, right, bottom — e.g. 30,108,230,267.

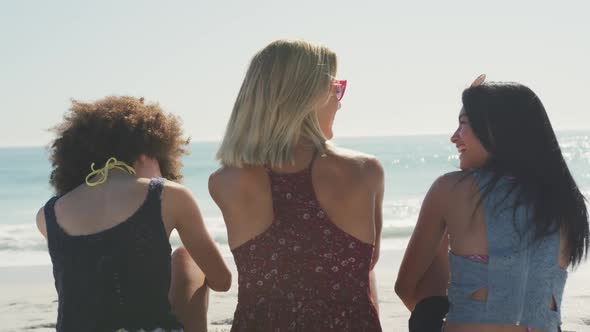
447,170,567,331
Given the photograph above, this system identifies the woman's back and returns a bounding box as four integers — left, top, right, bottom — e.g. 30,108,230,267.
39,175,182,331
38,96,231,331
396,78,587,332
443,170,569,332
210,146,383,331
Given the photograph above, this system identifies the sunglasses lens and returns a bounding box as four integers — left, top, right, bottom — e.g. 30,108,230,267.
336,85,343,100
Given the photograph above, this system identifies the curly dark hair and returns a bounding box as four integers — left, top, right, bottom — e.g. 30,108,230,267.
49,96,190,195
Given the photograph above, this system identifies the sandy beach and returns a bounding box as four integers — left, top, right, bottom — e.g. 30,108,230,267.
1,247,589,332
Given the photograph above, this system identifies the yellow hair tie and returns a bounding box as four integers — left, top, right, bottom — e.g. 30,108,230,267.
85,157,137,187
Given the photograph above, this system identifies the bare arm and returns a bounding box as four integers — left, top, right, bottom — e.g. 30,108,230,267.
395,176,449,311
366,158,384,312
36,207,47,239
366,158,384,269
165,184,232,292
412,232,449,304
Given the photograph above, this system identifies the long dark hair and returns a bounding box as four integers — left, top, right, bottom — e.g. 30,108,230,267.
463,82,588,266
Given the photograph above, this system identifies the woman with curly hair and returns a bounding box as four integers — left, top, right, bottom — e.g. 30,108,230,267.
36,96,231,332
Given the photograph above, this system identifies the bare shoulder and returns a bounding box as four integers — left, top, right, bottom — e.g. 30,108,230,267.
160,178,193,202
325,145,377,162
209,166,246,187
209,166,267,203
431,171,478,198
36,206,47,238
159,179,198,231
322,146,384,186
157,180,198,225
209,166,260,190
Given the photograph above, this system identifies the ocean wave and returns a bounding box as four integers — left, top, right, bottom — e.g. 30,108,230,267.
381,225,415,238
0,221,416,253
0,224,48,251
0,222,418,267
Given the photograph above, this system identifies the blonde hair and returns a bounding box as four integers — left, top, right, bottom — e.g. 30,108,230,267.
217,39,337,167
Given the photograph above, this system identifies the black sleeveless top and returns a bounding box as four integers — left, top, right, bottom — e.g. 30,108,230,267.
44,178,183,332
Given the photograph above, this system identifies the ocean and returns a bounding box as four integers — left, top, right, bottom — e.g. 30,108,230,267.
2,132,590,267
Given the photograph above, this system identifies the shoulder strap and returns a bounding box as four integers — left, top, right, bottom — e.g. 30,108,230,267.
147,177,165,201
141,177,171,241
306,149,318,172
43,196,65,238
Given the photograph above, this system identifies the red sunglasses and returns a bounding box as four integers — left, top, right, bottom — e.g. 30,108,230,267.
333,80,347,101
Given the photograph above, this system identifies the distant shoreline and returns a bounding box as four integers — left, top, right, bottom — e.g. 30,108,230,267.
2,129,590,149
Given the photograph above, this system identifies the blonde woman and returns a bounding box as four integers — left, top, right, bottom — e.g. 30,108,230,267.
209,40,384,331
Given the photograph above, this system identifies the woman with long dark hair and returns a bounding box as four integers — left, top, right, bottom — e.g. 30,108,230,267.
396,76,588,332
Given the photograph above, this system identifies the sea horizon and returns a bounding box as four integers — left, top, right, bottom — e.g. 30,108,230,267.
3,128,590,149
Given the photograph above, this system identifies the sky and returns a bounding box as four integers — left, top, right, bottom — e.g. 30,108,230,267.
1,0,589,147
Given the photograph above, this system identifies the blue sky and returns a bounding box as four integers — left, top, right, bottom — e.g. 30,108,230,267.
1,0,589,147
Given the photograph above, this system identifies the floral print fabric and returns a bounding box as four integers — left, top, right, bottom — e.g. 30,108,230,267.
231,166,382,332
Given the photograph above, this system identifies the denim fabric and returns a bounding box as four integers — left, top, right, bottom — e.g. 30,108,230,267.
446,170,566,332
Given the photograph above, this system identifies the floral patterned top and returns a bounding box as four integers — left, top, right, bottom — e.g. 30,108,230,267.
230,155,382,332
